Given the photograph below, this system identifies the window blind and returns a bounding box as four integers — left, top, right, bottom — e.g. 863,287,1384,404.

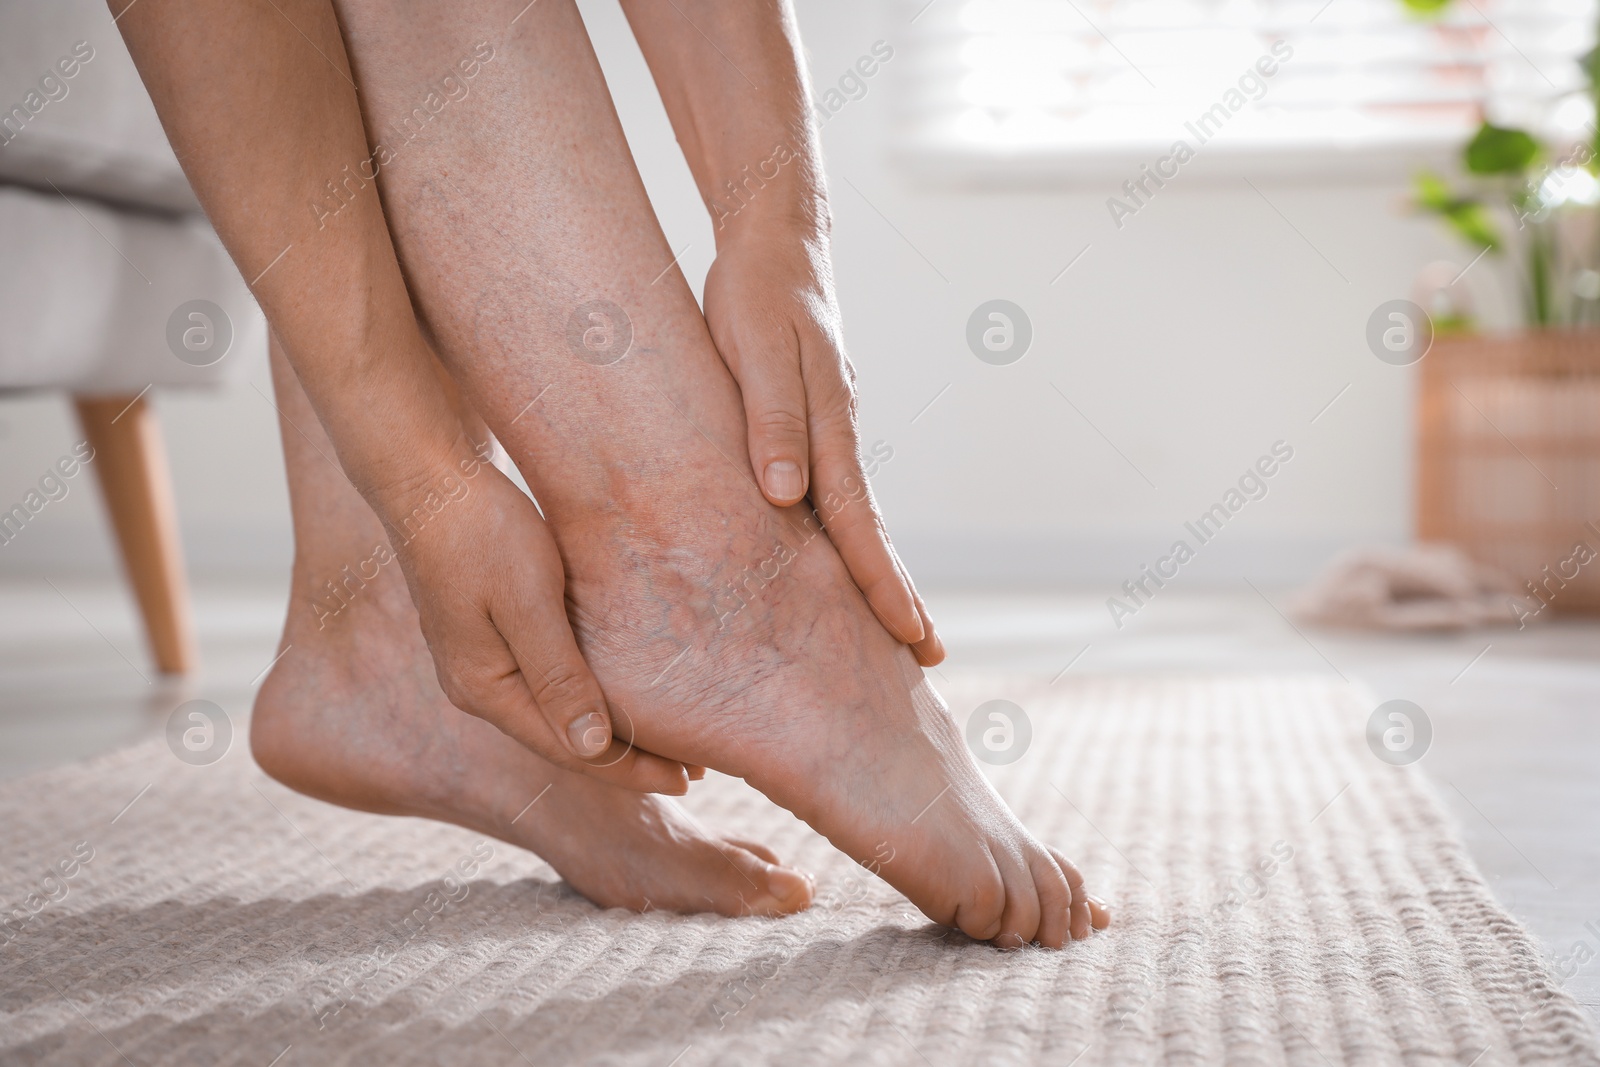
898,0,1597,165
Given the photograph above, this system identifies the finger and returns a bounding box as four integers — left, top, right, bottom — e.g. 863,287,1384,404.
888,542,945,666
803,348,924,645
498,598,614,760
494,597,692,795
582,735,692,794
428,585,691,793
723,319,812,507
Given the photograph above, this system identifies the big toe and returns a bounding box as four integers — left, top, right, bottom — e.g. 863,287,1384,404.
699,839,815,919
725,837,782,867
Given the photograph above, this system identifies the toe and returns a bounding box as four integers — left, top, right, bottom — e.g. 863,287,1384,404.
951,850,1008,943
710,841,813,918
1029,848,1073,949
1088,895,1111,930
991,845,1043,949
1048,847,1093,941
725,837,782,867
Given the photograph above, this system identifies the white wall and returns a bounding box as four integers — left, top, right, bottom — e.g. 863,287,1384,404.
0,0,1479,587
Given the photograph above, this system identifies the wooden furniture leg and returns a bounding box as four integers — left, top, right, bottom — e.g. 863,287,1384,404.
74,394,198,674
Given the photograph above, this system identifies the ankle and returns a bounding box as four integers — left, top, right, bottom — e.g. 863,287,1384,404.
288,544,413,637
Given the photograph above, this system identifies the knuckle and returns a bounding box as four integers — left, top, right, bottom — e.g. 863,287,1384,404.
813,403,860,449
807,340,858,395
839,352,860,391
861,569,907,605
752,404,810,444
813,371,858,420
437,664,492,711
524,659,591,710
718,315,789,372
810,417,866,470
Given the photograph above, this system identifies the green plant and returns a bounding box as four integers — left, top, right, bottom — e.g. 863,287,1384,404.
1406,0,1600,329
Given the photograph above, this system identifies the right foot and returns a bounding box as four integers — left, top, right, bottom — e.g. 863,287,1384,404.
539,449,1110,947
326,0,1111,946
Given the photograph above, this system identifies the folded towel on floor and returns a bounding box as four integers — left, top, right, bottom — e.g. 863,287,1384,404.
1290,543,1528,631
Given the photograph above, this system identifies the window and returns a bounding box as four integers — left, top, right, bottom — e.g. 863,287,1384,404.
899,0,1597,177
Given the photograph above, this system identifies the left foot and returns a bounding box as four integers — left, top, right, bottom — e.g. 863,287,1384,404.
254,552,816,917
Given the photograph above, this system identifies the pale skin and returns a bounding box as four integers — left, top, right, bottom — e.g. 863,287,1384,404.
114,0,1109,946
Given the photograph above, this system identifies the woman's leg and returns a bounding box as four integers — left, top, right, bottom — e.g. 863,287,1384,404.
253,333,814,916
331,0,1106,945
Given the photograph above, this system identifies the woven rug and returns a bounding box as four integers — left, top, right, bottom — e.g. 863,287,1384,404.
1,675,1594,1066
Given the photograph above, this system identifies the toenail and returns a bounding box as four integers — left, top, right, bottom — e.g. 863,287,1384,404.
764,865,811,907
567,712,610,758
763,461,803,501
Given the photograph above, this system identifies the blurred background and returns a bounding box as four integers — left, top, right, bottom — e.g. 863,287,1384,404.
4,0,1594,586
2,0,1598,1020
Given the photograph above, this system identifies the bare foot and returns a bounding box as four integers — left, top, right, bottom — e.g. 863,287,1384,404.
253,554,814,918
536,422,1108,946
252,335,812,919
325,0,1111,946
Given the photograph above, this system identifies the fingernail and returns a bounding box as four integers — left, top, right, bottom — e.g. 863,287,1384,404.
764,865,813,909
764,460,804,502
567,711,610,758
904,611,926,643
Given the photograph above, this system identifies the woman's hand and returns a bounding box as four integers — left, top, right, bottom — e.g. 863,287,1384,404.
377,448,692,794
703,226,943,666
618,0,940,664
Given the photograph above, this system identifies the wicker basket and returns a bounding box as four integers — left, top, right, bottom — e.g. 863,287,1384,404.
1417,330,1600,614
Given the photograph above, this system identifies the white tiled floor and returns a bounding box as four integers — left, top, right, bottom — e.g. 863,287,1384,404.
2,577,1597,1023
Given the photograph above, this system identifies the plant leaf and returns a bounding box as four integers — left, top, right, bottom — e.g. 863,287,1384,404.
1410,172,1503,251
1414,171,1455,211
1465,123,1539,175
1581,44,1600,87
1443,201,1503,251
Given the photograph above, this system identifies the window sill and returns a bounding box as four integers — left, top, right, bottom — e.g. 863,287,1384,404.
890,129,1464,189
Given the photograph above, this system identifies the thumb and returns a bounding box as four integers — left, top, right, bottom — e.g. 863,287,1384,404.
493,592,689,794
